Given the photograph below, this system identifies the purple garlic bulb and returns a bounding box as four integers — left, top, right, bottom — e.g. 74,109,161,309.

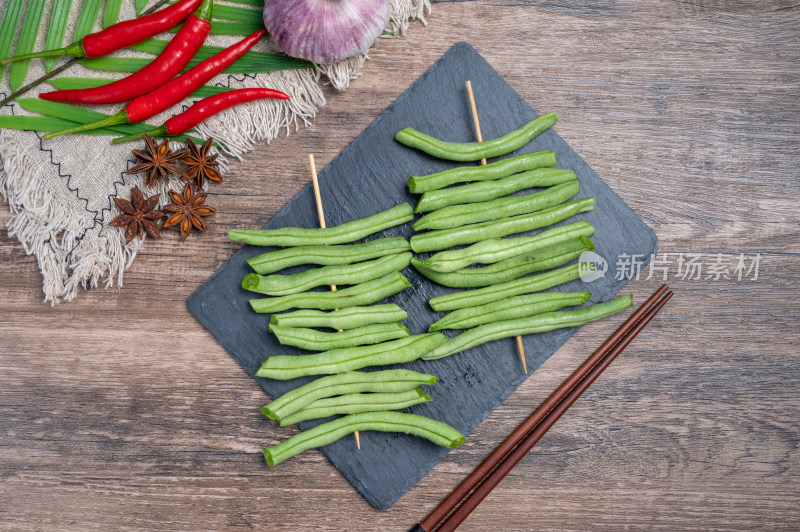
264,0,391,64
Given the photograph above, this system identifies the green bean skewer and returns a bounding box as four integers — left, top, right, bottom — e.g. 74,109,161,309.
227,203,414,247
247,237,411,275
255,333,448,380
430,291,592,331
395,113,558,162
270,322,411,351
279,388,431,426
410,198,596,253
249,272,411,313
422,295,634,360
414,181,580,231
407,151,557,193
414,168,576,213
263,412,466,466
411,236,594,288
242,252,412,296
269,304,408,330
261,369,438,421
421,221,594,273
428,263,586,312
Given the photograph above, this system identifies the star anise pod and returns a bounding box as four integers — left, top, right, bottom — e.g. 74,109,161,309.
163,183,216,239
180,137,222,189
109,186,164,244
126,133,188,186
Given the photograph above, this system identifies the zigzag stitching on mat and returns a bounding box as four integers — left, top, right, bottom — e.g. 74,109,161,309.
1,92,99,261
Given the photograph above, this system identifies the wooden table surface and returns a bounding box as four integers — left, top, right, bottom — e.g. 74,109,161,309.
2,1,799,530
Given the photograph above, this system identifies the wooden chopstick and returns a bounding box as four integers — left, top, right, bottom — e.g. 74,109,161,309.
416,285,673,532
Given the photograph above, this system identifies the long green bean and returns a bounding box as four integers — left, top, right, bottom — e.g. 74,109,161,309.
279,388,430,426
411,198,596,253
264,411,466,466
414,168,576,213
247,237,410,275
430,291,591,331
228,204,413,247
396,113,558,162
242,252,412,296
422,296,633,360
249,272,411,313
269,304,408,330
270,322,411,351
412,236,594,288
407,151,557,193
428,263,586,312
262,369,438,421
422,221,595,272
415,181,580,231
255,333,448,380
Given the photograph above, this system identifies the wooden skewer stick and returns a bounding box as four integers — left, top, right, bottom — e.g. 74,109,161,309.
307,154,361,450
465,80,527,374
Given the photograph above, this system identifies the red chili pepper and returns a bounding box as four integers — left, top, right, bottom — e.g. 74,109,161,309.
43,30,267,140
39,0,214,105
0,0,202,66
111,88,290,143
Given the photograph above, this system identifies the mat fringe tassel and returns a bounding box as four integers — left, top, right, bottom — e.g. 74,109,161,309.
0,0,431,304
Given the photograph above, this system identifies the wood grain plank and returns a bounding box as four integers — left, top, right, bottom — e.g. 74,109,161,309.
1,0,799,529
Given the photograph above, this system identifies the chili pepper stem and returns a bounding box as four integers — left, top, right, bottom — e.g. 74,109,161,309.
195,0,214,22
43,109,129,139
113,126,169,144
0,43,85,66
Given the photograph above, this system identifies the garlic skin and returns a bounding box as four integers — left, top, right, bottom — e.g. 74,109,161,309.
264,0,391,65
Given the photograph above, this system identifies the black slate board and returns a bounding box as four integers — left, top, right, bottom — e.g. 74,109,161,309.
188,42,657,510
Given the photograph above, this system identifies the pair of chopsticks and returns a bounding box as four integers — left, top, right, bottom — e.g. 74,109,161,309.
413,285,674,532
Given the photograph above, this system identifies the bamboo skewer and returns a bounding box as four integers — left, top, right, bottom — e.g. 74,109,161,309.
465,80,527,374
307,154,361,450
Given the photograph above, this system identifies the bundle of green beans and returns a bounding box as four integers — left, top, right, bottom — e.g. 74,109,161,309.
259,370,464,465
422,296,633,360
410,198,596,253
242,252,412,296
411,236,595,288
261,369,438,421
235,204,468,465
256,333,448,380
264,412,465,466
393,110,633,370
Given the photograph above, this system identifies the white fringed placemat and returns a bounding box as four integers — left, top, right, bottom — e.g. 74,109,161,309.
0,0,429,303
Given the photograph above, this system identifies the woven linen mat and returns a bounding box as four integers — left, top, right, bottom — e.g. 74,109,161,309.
0,0,430,304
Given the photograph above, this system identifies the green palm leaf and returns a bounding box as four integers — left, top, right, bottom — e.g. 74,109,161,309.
209,4,263,24
45,0,75,72
132,39,304,68
81,50,311,74
223,0,264,6
10,0,47,90
17,97,143,134
74,0,104,42
170,20,265,35
104,0,123,27
0,115,135,136
14,98,206,143
135,0,149,16
0,0,25,81
49,76,234,98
